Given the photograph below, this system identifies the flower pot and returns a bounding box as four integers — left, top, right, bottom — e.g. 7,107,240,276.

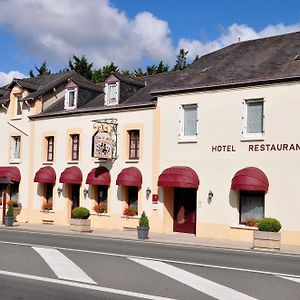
4,216,14,226
253,230,281,251
70,218,91,232
137,226,149,240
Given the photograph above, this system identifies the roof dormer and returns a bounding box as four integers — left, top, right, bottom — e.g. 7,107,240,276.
104,74,120,106
64,80,78,110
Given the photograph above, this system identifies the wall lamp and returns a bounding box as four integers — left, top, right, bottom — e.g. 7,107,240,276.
208,190,214,200
146,187,151,199
83,187,89,198
57,186,63,196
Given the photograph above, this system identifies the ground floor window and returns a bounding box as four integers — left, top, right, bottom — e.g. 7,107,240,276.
93,185,108,214
123,186,138,216
0,184,3,206
240,191,264,224
71,184,80,211
42,183,53,210
10,182,19,204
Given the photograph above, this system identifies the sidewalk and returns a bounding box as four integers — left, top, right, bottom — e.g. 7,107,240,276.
4,222,300,256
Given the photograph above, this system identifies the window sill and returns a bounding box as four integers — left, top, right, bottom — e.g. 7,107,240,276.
91,212,110,217
67,161,79,164
42,161,54,165
241,136,264,142
231,224,258,231
10,116,22,121
121,215,139,219
178,139,198,144
125,159,139,163
40,210,55,213
9,160,21,164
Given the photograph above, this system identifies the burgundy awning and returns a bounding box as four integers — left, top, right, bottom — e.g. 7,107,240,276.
59,166,82,184
0,167,21,182
231,167,269,191
158,166,199,188
116,167,142,187
86,167,111,186
34,166,56,183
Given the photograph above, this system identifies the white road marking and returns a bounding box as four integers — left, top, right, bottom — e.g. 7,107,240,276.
279,276,300,283
130,257,258,300
32,247,96,284
0,269,175,300
1,240,299,280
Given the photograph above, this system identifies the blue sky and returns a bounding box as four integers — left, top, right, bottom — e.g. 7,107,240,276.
0,0,300,85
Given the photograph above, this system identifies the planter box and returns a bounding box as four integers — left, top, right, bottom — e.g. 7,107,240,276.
4,216,14,226
70,218,91,232
253,231,281,250
137,226,149,240
13,207,21,222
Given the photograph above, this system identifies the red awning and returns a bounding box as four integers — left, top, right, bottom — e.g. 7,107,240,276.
116,167,142,187
231,167,269,191
0,167,21,182
86,167,111,186
59,166,82,184
34,166,56,183
158,166,199,188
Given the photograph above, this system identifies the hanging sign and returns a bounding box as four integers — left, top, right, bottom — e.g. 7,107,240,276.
93,131,112,159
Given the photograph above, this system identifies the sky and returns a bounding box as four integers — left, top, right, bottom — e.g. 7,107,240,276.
1,0,300,86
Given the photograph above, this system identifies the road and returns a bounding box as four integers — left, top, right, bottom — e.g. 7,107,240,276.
0,228,299,299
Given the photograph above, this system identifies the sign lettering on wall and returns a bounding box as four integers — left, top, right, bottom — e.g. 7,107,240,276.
93,131,112,159
211,143,300,152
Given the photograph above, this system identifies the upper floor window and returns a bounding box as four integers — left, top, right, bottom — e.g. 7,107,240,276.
16,95,22,116
105,82,119,105
128,130,140,159
179,104,198,141
64,88,78,110
11,136,21,160
71,134,80,161
243,99,264,139
46,136,54,161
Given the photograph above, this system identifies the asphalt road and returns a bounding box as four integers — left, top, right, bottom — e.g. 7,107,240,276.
0,228,299,299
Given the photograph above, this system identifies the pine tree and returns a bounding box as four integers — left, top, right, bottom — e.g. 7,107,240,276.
29,61,51,77
69,55,93,80
173,49,189,71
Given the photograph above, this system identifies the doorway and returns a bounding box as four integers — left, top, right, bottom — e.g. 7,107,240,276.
173,187,197,234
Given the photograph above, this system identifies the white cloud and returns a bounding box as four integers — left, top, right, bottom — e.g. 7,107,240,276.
0,71,25,86
178,23,300,61
0,0,174,70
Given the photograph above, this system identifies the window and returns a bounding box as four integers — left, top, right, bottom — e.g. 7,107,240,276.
0,184,4,206
10,183,19,203
96,185,108,213
240,191,264,224
179,104,198,140
16,95,22,115
128,186,138,209
243,99,264,138
64,88,78,109
46,136,54,161
105,83,119,105
71,134,80,161
45,183,53,203
128,130,140,159
11,136,21,160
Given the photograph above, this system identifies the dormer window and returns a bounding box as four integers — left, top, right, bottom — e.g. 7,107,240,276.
105,82,119,106
64,88,78,110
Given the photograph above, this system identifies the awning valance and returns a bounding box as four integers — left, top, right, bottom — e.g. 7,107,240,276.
34,166,56,183
231,167,269,191
158,166,199,188
86,167,111,186
0,167,21,182
116,167,142,187
59,166,82,184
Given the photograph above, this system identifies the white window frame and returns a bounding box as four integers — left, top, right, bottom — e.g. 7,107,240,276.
104,82,119,106
11,136,21,161
242,99,265,140
179,104,198,142
15,95,22,116
64,88,78,110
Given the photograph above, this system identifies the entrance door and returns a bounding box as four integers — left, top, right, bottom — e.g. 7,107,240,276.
173,188,196,234
71,184,80,213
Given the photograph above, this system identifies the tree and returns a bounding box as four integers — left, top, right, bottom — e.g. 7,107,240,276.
146,64,158,75
29,60,51,77
69,55,93,80
101,63,119,80
156,60,169,73
133,68,146,77
173,49,189,71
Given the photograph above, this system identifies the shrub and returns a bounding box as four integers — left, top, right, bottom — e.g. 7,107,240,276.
93,203,107,214
6,203,14,217
72,207,90,219
139,211,149,228
258,218,281,232
123,206,138,217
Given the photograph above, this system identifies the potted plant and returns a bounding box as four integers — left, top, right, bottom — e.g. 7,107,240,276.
123,206,138,217
137,211,150,240
253,217,282,250
4,202,14,226
7,200,21,222
70,207,91,232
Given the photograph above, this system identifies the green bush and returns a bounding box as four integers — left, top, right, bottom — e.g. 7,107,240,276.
258,218,281,232
6,203,14,218
72,207,90,219
139,211,149,228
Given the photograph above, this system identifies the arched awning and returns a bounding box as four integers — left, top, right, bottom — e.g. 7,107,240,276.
0,167,21,182
158,166,199,188
231,167,269,191
116,167,142,187
34,166,56,183
86,167,111,186
59,166,82,184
